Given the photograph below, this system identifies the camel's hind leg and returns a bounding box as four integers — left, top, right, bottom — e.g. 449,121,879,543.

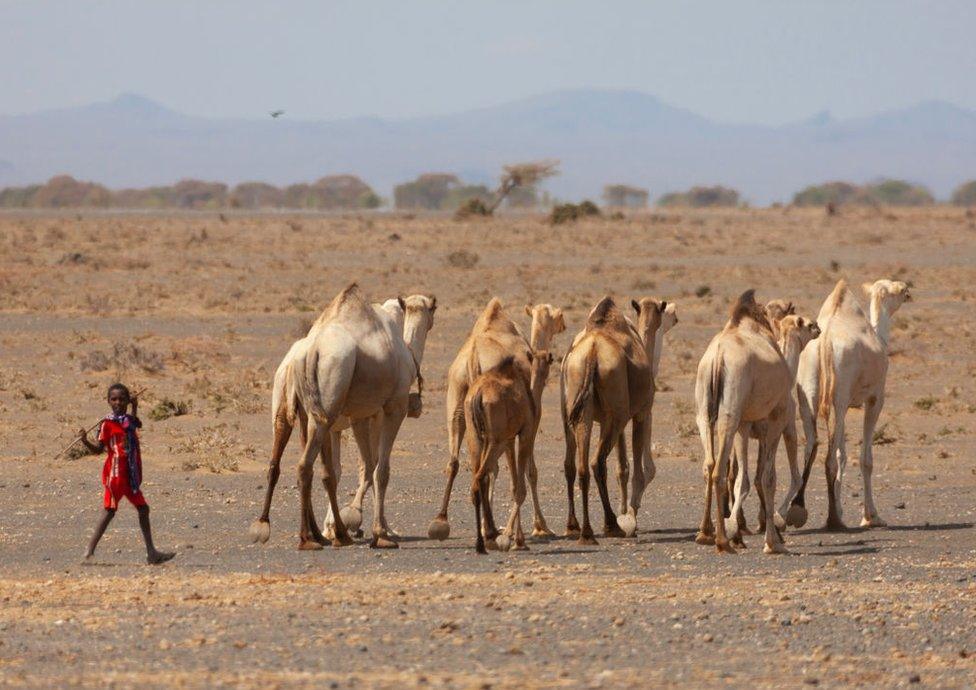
526,449,554,538
859,394,886,528
711,416,738,554
695,412,716,545
370,406,406,548
563,410,580,538
788,391,818,528
249,411,293,543
725,428,751,546
572,408,598,546
322,432,344,540
297,420,326,550
824,403,849,531
620,415,651,537
759,430,787,554
776,419,800,529
593,421,625,538
615,431,629,522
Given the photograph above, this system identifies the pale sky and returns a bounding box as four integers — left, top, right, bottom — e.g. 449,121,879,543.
2,1,974,124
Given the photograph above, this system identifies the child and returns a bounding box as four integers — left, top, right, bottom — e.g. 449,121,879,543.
79,383,175,565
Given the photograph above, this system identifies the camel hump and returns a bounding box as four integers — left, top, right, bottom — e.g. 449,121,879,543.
315,283,374,326
586,296,618,327
823,279,849,316
729,289,759,326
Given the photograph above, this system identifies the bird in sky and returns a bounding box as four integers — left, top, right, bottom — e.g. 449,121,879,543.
270,110,285,119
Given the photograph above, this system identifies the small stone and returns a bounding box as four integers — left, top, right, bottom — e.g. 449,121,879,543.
895,502,906,509
908,674,921,684
702,633,714,642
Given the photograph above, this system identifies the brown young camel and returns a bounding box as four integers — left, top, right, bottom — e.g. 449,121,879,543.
465,349,553,554
249,295,434,546
560,296,666,544
428,299,565,541
789,279,911,530
251,284,417,550
724,312,821,543
694,290,794,554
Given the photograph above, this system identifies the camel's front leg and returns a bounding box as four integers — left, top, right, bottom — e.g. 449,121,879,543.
615,431,629,522
371,406,406,548
776,418,800,529
593,422,625,538
526,449,555,538
619,413,651,537
789,390,818,528
498,437,530,551
725,428,751,546
859,395,886,528
429,382,466,540
759,430,787,554
321,431,341,541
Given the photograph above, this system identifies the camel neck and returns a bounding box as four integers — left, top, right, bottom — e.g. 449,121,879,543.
652,329,665,379
404,322,429,365
869,296,891,349
529,368,548,410
529,324,548,351
780,336,803,380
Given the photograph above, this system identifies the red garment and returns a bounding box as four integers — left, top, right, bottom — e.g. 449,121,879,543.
99,419,148,510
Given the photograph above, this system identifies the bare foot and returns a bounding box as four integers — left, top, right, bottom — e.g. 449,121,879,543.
147,551,176,565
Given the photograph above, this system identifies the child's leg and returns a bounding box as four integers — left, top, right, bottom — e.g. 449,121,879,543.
136,505,175,564
85,508,116,559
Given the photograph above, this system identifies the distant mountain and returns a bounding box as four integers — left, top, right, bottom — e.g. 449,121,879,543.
1,89,974,204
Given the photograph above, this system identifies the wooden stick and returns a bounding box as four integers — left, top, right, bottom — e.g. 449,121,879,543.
54,387,147,460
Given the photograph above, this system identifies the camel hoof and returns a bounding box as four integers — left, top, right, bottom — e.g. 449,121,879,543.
604,524,626,538
427,518,451,541
616,513,637,537
565,528,581,539
532,524,556,538
370,536,399,549
249,520,270,544
484,537,499,551
496,534,512,552
773,512,787,531
723,517,740,539
730,535,746,549
695,531,715,545
860,516,887,528
786,504,808,528
825,518,849,532
332,532,354,547
577,535,599,547
513,541,529,551
764,542,790,555
715,540,737,555
339,506,363,533
298,539,323,551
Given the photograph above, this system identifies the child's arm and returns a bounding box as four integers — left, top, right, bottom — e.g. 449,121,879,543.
78,427,104,454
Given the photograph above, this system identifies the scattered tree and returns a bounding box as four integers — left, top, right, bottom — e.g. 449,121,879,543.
951,180,976,206
603,184,648,208
658,185,740,208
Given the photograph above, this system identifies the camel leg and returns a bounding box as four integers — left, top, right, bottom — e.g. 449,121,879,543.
527,449,554,538
712,417,738,554
760,432,787,554
563,414,580,538
777,420,800,529
322,432,344,540
593,422,625,538
754,435,767,537
370,406,406,549
789,393,818,528
615,432,629,520
824,405,849,531
249,412,293,543
510,436,531,549
726,428,751,546
483,458,500,541
695,413,716,545
472,468,486,555
621,415,651,537
573,410,598,546
859,395,886,528
429,387,465,540
297,420,326,550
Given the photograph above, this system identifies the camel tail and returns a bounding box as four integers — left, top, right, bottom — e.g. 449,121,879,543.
818,336,835,423
567,343,598,427
301,347,329,423
469,390,492,497
704,348,726,472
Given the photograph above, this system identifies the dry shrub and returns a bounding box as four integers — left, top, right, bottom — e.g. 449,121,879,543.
148,398,190,421
550,200,601,225
79,342,164,374
186,366,266,414
446,250,479,269
175,423,249,473
454,198,491,220
170,337,229,373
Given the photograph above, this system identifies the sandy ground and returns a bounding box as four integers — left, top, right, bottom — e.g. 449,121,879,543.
1,208,975,688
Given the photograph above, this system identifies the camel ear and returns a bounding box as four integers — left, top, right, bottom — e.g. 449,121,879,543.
524,304,533,318
429,296,437,313
787,302,795,315
631,299,641,314
554,309,566,332
397,296,406,312
658,300,668,314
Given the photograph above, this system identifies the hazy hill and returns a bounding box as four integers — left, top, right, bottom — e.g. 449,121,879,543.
1,89,973,204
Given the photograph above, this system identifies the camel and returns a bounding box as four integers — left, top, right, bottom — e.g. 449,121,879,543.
652,301,678,381
249,284,419,550
788,279,911,530
466,349,553,554
693,290,795,554
428,299,565,541
560,296,667,545
724,312,821,542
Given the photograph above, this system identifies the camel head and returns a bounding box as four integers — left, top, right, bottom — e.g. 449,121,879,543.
631,297,668,343
762,298,795,339
659,301,679,335
401,294,437,363
525,303,566,350
862,279,912,316
729,289,773,333
778,314,821,351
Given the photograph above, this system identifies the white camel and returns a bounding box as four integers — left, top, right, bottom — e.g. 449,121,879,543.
788,279,911,530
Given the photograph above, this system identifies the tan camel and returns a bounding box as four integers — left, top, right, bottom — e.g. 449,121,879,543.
428,299,565,541
652,301,678,381
465,349,553,553
250,295,434,545
693,290,794,554
250,284,417,550
789,279,911,530
725,312,821,542
560,296,666,544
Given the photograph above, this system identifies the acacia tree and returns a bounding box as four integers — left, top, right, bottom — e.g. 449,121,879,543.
487,160,559,212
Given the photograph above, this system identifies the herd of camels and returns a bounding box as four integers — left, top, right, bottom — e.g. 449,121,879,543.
248,276,912,555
